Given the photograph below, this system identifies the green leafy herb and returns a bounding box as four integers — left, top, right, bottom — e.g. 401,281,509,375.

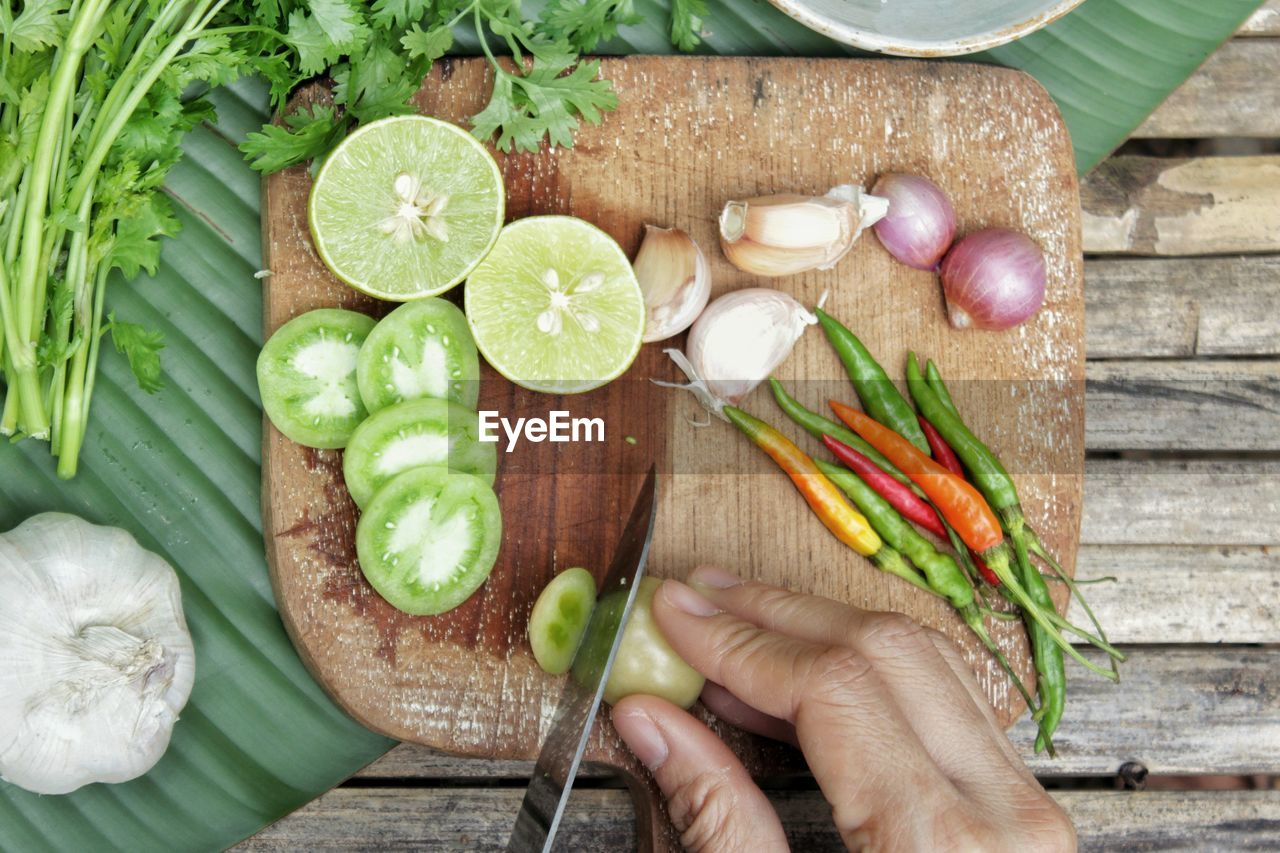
1,0,706,477
241,105,349,174
540,0,642,52
670,0,707,52
236,0,694,172
1,0,254,476
106,314,165,395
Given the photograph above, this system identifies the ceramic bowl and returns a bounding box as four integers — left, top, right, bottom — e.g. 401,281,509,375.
767,0,1086,56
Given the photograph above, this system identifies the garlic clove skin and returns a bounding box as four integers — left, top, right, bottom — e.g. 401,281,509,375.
718,186,888,277
656,288,818,419
0,513,194,795
633,225,712,343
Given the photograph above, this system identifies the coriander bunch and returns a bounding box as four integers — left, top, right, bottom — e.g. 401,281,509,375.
237,0,706,173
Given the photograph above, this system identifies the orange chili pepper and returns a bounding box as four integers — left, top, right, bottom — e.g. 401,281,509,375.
830,401,1003,553
724,406,882,556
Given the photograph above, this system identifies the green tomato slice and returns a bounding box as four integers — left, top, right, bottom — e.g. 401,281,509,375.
343,398,497,509
256,308,375,448
355,466,502,615
357,298,479,413
528,567,597,675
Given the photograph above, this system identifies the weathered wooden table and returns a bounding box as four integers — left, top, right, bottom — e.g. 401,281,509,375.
240,7,1280,849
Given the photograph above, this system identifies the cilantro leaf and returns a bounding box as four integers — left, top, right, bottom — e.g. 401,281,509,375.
334,33,423,121
251,0,289,28
470,73,527,152
106,314,165,395
108,193,181,279
670,0,706,51
401,23,453,62
284,0,371,75
9,0,71,53
240,104,349,172
36,282,79,369
284,11,343,75
474,56,616,153
310,0,371,50
538,0,640,52
370,0,431,29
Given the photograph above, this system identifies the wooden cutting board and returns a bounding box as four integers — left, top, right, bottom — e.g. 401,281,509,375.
261,56,1083,846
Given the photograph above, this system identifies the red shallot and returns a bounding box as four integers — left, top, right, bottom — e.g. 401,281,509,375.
939,228,1046,330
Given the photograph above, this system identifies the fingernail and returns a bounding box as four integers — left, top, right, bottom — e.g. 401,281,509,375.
613,709,669,770
689,565,743,590
661,579,721,617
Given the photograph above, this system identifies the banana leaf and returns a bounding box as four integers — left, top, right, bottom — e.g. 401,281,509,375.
0,0,1261,849
0,78,395,853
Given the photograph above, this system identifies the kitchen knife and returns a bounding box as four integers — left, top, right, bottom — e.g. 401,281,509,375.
507,464,659,853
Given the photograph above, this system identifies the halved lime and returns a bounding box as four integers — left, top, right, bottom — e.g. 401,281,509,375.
309,116,504,300
464,217,645,394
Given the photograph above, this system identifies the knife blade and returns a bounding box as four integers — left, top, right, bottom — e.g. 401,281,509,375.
507,464,659,853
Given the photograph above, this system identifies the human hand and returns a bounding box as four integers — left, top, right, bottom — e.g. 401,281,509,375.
611,566,1076,852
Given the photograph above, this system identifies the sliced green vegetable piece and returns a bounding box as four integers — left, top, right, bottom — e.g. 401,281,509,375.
256,309,375,448
357,298,479,413
343,398,497,509
355,467,502,615
528,567,598,675
571,576,706,709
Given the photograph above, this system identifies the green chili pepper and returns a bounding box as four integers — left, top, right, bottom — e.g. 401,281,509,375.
907,354,1018,511
912,356,1094,753
817,457,1049,750
925,359,960,418
815,308,930,453
1013,534,1065,753
767,378,911,487
816,459,970,610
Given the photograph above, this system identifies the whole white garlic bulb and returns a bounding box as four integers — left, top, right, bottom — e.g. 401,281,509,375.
0,513,195,795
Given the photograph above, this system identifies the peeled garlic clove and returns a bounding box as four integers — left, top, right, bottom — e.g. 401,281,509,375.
0,513,194,795
633,225,711,343
719,185,889,277
655,288,819,419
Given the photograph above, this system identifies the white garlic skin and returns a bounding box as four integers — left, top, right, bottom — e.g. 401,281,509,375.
0,513,195,795
633,225,712,343
685,288,818,406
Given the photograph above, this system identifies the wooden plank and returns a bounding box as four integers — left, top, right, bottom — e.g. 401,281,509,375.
1240,0,1280,35
1081,460,1280,546
1073,545,1280,644
357,647,1280,779
1055,790,1280,852
1084,256,1280,359
1135,41,1280,138
1084,360,1280,452
1081,156,1280,255
1019,648,1280,775
236,787,1280,851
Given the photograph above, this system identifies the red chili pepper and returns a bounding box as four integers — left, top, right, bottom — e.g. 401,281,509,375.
822,435,946,539
919,416,1001,587
830,401,1004,553
919,416,963,475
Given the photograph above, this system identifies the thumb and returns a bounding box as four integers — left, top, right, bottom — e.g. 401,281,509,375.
612,695,789,853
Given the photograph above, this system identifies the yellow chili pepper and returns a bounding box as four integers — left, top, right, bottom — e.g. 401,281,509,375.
724,406,882,556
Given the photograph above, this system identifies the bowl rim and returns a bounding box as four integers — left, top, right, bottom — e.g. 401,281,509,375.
766,0,1086,56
